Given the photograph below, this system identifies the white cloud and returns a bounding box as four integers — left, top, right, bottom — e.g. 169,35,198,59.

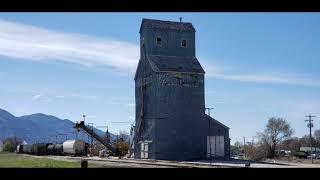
212,73,319,87
31,94,52,103
31,92,97,103
203,59,320,87
31,94,42,101
0,19,139,73
1,18,319,88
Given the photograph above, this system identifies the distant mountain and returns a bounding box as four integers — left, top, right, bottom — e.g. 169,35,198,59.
0,109,39,139
0,108,119,144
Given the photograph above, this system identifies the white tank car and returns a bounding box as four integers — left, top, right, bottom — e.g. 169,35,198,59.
63,140,85,155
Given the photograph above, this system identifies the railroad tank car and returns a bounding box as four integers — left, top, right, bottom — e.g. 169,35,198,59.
47,144,55,154
30,143,48,155
53,144,63,155
16,145,23,153
63,140,85,156
23,144,32,154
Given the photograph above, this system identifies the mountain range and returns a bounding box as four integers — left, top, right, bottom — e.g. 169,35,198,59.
0,108,117,144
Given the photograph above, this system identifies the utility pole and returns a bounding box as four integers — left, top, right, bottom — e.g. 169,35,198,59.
205,108,214,117
243,136,246,158
305,114,316,164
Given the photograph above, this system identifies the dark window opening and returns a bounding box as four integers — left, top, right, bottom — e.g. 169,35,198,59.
181,39,187,48
156,37,162,46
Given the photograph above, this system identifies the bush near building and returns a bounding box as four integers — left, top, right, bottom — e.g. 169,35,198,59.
3,137,22,152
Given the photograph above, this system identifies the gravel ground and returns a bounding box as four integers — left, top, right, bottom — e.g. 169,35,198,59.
26,155,320,168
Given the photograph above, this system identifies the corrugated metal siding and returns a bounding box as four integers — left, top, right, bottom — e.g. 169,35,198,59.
147,55,205,74
134,19,230,160
140,19,195,32
142,27,195,58
153,73,206,160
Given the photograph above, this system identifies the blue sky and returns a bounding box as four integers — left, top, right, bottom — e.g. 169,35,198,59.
0,13,320,144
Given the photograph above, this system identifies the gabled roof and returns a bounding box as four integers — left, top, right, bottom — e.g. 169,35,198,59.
140,18,195,33
205,114,230,129
147,55,205,74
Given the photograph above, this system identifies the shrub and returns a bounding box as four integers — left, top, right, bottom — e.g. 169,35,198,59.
3,137,22,152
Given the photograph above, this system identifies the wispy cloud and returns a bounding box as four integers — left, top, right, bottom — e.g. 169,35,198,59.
0,19,139,73
31,94,42,101
31,94,53,102
31,92,97,102
213,73,320,87
203,59,320,87
1,19,319,88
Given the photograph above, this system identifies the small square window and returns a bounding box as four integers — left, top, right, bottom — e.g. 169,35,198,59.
181,39,187,48
156,37,162,46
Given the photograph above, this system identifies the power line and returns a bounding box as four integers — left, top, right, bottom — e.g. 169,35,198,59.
305,114,316,164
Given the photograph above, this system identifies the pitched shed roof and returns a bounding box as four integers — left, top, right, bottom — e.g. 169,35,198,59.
140,18,195,33
205,114,230,129
147,55,205,74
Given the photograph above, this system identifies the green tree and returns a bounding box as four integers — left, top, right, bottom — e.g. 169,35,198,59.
3,136,22,152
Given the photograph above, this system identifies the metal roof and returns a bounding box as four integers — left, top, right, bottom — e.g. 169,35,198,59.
140,18,195,33
205,114,230,129
147,55,205,74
